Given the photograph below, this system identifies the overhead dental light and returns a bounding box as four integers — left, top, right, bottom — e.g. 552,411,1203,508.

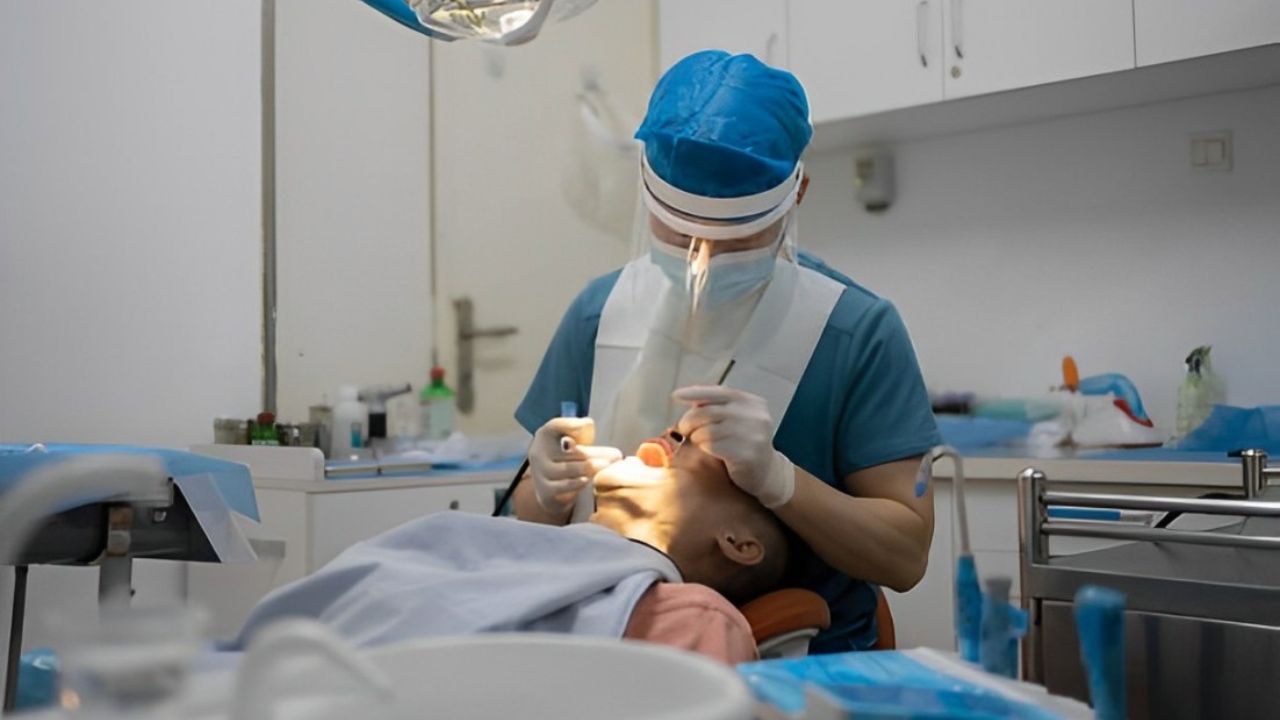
360,0,598,45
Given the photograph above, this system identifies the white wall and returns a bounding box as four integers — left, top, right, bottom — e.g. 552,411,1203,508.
801,85,1280,430
274,0,433,424
0,0,263,669
0,1,263,446
430,2,655,432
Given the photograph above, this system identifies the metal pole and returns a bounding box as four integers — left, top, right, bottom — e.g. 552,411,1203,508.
1041,490,1280,517
1241,449,1268,499
1017,468,1046,681
1043,522,1280,550
261,0,278,413
3,566,28,712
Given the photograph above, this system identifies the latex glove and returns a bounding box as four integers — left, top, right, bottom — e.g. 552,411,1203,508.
528,417,622,518
673,386,795,508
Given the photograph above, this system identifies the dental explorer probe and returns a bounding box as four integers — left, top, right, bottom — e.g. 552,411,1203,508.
670,359,736,461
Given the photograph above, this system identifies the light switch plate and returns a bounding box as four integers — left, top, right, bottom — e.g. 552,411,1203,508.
1190,130,1233,172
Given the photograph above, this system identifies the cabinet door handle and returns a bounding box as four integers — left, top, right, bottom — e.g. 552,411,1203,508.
448,500,460,510
916,0,930,67
950,0,964,59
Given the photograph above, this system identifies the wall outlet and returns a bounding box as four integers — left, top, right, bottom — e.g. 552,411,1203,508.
1190,130,1232,172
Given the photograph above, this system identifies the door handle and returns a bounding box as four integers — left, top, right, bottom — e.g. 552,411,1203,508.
460,326,518,340
916,0,930,67
453,296,518,415
950,0,964,59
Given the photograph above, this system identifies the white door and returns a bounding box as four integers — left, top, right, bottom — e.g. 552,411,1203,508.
789,0,944,123
1135,0,1280,66
942,0,1135,99
658,0,789,71
430,1,655,434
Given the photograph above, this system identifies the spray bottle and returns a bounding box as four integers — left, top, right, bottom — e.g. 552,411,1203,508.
359,383,412,452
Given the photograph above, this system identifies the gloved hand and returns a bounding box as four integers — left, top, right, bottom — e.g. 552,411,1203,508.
673,386,795,508
528,417,622,518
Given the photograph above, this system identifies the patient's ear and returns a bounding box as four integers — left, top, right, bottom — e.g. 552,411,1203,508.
715,530,764,567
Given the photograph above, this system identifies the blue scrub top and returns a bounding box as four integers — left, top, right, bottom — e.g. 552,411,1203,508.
516,251,941,652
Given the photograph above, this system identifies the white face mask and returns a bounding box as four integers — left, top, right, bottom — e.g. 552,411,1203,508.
650,236,780,310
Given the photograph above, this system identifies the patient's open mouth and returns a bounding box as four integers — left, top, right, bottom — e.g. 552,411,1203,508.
636,433,678,468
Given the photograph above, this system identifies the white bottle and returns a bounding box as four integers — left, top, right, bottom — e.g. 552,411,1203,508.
330,385,368,459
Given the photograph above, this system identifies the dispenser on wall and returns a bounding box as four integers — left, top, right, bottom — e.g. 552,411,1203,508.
853,149,895,213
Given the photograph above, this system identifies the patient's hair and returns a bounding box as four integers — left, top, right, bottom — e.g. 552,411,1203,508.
708,497,790,605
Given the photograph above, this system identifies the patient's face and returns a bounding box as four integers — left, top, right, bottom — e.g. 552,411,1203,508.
589,431,742,554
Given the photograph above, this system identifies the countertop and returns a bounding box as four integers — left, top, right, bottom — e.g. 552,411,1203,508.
931,447,1244,487
190,443,1248,493
190,443,522,493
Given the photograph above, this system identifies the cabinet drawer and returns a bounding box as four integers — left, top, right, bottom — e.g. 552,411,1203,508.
310,483,506,569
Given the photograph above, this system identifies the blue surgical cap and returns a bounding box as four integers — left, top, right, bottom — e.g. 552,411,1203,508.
635,50,812,200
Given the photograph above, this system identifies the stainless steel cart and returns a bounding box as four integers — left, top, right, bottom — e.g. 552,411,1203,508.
1018,450,1280,720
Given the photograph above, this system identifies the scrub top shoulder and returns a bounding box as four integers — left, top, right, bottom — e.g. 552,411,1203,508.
516,252,940,652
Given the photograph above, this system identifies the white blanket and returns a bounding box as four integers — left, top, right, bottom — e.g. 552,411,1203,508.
232,513,681,649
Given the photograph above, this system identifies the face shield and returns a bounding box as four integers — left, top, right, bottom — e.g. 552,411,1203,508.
629,50,813,315
632,153,804,314
598,50,813,452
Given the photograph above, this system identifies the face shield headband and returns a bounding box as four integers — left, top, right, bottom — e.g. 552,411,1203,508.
639,153,804,241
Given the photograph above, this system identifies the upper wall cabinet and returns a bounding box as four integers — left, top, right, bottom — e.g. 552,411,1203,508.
1134,0,1280,66
658,0,788,72
656,1,1280,140
789,1,944,123
941,0,1135,99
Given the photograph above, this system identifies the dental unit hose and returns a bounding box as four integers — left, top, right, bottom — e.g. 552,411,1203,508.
918,446,981,663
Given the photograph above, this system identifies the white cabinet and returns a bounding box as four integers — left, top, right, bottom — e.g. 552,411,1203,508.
942,0,1135,99
1135,0,1280,66
186,445,513,640
789,1,944,122
311,483,503,568
657,0,788,71
655,0,1275,141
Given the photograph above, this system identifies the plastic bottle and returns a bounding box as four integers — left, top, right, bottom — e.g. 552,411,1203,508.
251,412,280,446
419,367,457,441
331,385,368,459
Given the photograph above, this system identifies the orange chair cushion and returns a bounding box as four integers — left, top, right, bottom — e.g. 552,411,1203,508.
738,588,832,645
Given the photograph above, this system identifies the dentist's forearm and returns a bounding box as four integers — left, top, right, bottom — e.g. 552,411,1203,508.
512,469,572,525
772,462,933,593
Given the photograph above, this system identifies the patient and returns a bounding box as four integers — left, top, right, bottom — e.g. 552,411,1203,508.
593,430,789,605
232,434,786,664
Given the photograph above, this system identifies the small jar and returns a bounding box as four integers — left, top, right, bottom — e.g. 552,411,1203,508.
213,417,249,445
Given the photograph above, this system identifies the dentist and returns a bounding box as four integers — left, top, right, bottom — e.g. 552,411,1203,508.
514,50,940,652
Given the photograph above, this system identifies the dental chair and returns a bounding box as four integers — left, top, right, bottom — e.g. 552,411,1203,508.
741,588,895,659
